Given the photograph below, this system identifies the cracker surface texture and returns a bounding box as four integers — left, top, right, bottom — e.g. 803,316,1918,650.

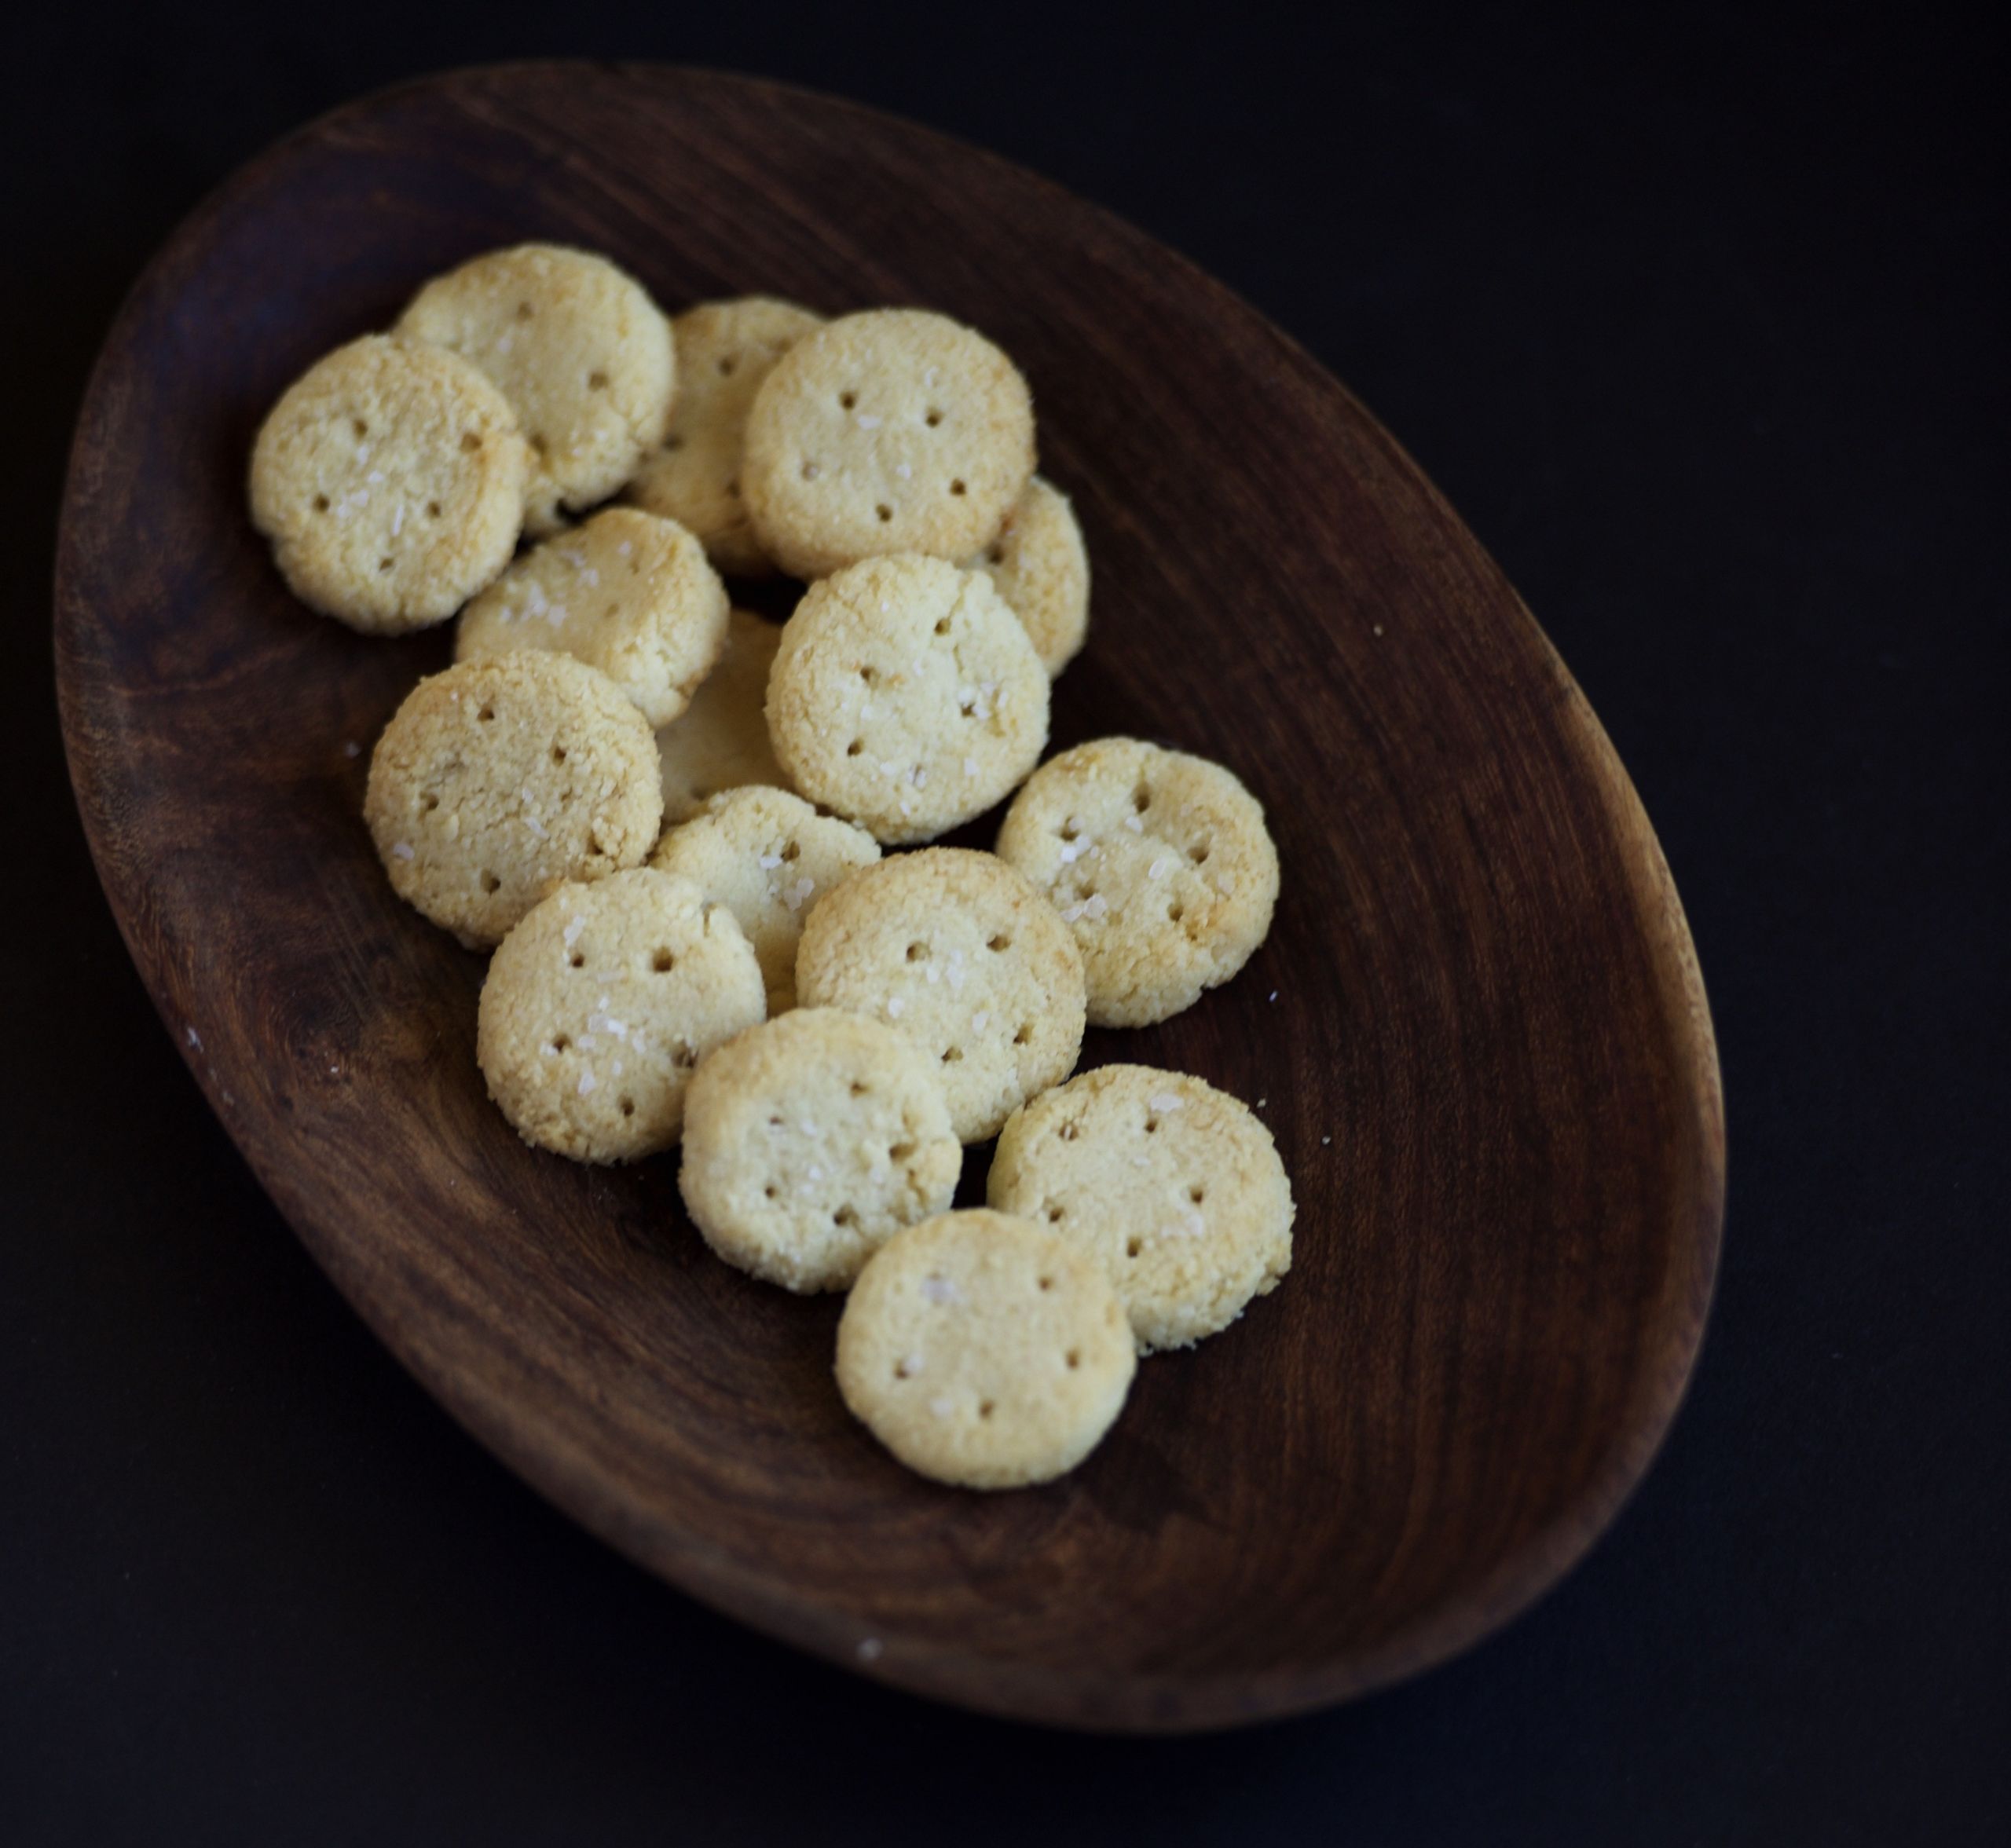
249,334,528,632
397,243,674,536
478,869,764,1161
766,554,1048,845
456,507,728,726
365,652,661,948
651,786,880,1013
655,609,789,823
835,1209,1135,1489
989,1064,1295,1351
742,308,1035,580
628,297,824,576
793,847,1084,1142
996,737,1279,1026
963,475,1090,676
680,1008,962,1292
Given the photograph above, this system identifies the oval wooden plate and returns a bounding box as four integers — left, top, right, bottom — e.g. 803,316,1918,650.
53,63,1723,1733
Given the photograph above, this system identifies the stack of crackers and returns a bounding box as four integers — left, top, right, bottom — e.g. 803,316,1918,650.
249,244,1295,1491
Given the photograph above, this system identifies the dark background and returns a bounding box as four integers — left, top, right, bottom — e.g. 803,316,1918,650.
5,4,2004,1842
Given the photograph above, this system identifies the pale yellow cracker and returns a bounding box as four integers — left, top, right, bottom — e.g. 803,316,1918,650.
963,475,1089,676
248,333,528,632
477,869,765,1162
397,243,674,536
988,1064,1294,1352
764,554,1048,845
654,609,789,823
793,847,1085,1143
650,786,880,1013
995,737,1279,1027
456,507,728,726
679,1008,962,1292
628,298,824,576
742,308,1035,580
364,652,661,948
834,1209,1135,1489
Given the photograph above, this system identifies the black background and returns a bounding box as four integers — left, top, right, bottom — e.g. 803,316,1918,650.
5,4,2005,1842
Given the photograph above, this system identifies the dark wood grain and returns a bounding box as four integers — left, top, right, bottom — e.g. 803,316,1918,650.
52,62,1723,1733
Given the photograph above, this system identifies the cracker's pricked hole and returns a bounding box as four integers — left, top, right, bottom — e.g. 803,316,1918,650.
379,557,394,573
888,1140,916,1162
876,504,893,522
925,408,943,427
987,543,1005,564
422,794,439,813
892,1356,911,1379
979,1400,995,1419
1134,785,1152,811
801,459,819,480
588,370,609,390
781,840,801,862
1060,821,1079,840
847,739,865,756
764,1184,778,1199
1045,1204,1064,1222
1066,1348,1081,1369
718,356,737,376
652,949,675,973
570,952,585,968
426,500,441,518
840,391,857,410
949,479,966,496
1057,1121,1078,1140
835,1204,860,1228
1126,1238,1143,1259
515,301,533,321
906,941,928,962
551,745,567,763
849,1080,869,1097
1190,840,1212,862
482,871,502,895
620,1097,635,1118
1190,1185,1207,1203
664,434,684,452
550,1034,570,1052
987,933,1011,952
313,494,330,512
940,1046,964,1063
1038,1275,1054,1291
1168,903,1185,923
1013,1023,1032,1045
934,616,952,635
478,704,496,723
461,431,483,452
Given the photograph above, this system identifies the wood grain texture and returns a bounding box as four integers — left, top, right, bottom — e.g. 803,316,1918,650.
53,62,1724,1733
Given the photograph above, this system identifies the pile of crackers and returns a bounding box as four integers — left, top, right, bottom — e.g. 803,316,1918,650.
249,244,1294,1491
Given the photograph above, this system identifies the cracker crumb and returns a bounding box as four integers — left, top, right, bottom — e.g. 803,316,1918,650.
343,741,361,759
857,1638,884,1662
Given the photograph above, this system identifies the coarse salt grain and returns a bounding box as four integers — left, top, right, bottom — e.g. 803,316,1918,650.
781,878,816,913
391,841,415,861
886,997,905,1018
756,852,783,870
921,1275,962,1305
343,741,361,759
1149,1092,1184,1113
185,1026,203,1050
962,756,978,777
390,506,405,537
562,916,585,949
1124,814,1144,832
895,462,912,479
857,1638,883,1662
855,412,882,429
929,1396,954,1418
617,540,632,556
1082,894,1108,920
1148,855,1174,879
971,1010,990,1031
577,1072,597,1095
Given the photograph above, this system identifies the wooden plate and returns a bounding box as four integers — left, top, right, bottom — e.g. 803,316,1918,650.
53,63,1723,1733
